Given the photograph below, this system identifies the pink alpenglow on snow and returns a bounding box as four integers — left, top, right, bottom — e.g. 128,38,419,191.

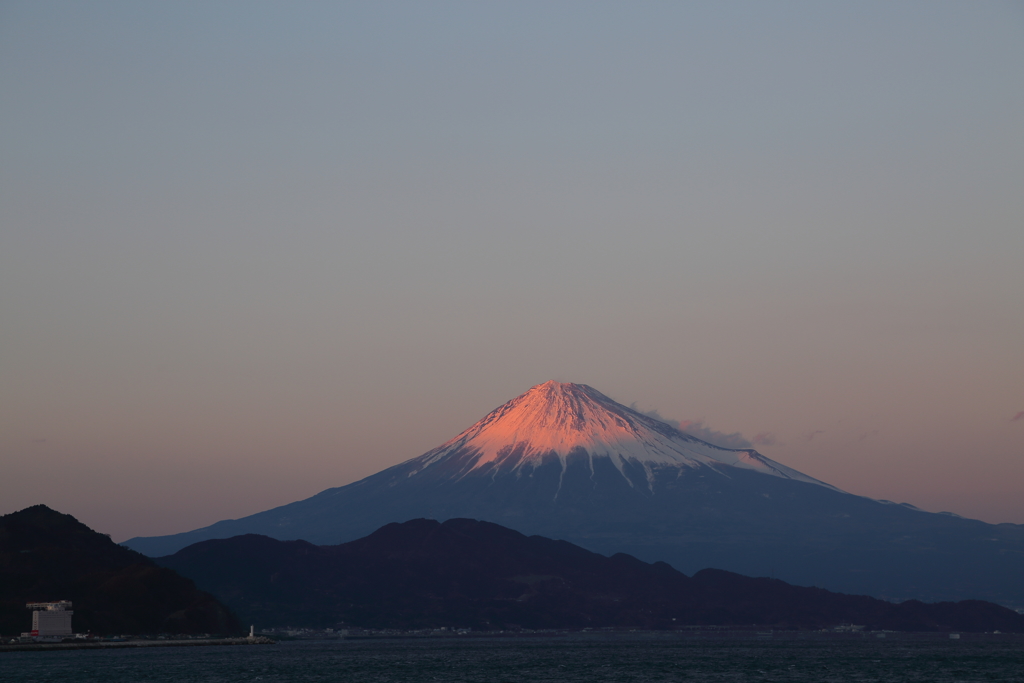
409,381,838,492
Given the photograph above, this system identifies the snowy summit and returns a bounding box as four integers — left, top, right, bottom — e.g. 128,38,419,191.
407,381,834,491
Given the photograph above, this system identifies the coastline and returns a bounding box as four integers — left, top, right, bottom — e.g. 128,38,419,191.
0,636,274,653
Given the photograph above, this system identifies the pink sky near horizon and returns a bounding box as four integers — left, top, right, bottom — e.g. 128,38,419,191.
1,1,1022,542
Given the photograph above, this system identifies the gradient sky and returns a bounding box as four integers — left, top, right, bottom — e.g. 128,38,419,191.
2,1,1022,542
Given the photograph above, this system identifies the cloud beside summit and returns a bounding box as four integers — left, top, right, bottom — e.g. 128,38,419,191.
631,405,756,450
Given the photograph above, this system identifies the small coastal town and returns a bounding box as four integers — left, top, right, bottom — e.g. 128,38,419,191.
5,601,272,650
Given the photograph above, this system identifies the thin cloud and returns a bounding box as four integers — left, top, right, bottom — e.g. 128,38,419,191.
1012,411,1024,422
804,430,825,442
629,403,755,449
630,405,682,430
678,420,754,449
751,432,778,447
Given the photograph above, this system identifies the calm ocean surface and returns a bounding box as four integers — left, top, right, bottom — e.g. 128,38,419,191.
3,634,1023,682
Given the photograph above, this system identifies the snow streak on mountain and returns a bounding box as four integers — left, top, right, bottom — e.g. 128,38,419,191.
407,381,836,494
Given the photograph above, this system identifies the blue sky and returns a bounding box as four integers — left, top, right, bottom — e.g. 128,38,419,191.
2,1,1022,540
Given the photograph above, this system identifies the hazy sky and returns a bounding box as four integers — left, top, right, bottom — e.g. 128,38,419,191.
2,1,1022,542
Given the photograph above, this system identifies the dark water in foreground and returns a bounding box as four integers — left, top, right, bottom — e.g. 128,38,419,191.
3,635,1023,683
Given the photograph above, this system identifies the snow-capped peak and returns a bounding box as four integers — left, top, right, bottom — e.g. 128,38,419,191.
406,381,837,491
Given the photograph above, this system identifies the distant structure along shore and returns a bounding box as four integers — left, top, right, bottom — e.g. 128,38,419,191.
25,601,73,638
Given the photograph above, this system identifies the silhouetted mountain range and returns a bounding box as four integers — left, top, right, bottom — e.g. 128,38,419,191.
157,518,1024,632
128,382,1024,608
0,505,241,636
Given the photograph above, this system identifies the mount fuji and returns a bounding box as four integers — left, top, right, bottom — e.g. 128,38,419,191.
126,381,1024,607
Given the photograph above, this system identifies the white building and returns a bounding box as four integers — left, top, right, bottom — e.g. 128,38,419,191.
26,601,73,637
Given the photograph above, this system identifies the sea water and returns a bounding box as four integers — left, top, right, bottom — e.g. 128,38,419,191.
3,634,1023,682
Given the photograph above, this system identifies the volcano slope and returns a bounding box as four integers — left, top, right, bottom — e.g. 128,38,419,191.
126,381,1024,608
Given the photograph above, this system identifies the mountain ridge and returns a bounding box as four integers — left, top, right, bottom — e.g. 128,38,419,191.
125,381,1024,608
156,518,1024,632
0,505,241,636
